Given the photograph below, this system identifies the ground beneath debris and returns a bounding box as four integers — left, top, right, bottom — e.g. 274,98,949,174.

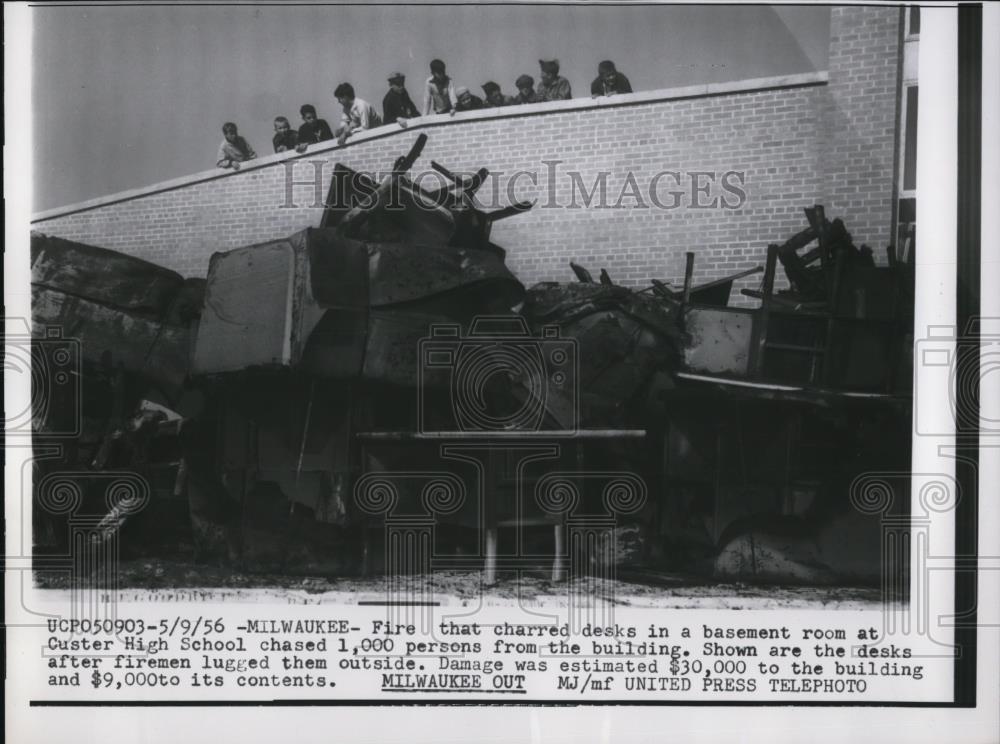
34,558,886,609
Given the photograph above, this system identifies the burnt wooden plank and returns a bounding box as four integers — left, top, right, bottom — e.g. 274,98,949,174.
31,285,192,394
31,233,184,316
748,244,779,378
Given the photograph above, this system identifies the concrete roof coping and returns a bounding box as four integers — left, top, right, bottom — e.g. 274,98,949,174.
31,70,828,223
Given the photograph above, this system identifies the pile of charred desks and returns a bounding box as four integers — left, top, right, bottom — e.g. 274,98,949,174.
30,236,204,553
656,206,914,584
29,135,915,585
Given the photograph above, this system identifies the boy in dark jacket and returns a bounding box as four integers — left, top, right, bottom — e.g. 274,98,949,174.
272,116,299,153
454,86,485,112
295,104,334,152
383,72,419,125
482,81,515,108
513,74,539,104
590,60,633,97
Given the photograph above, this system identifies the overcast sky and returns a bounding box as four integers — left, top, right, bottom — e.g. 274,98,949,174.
31,4,829,212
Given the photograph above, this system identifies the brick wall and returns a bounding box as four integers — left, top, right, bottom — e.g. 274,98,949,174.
821,6,904,244
31,8,902,302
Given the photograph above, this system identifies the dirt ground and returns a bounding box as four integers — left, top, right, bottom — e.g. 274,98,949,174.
34,558,886,610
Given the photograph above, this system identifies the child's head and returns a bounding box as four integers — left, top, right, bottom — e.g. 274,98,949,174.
387,72,405,92
274,116,291,133
222,122,239,142
430,59,447,83
300,104,317,123
539,59,560,85
598,60,618,87
482,82,502,105
515,74,534,96
334,83,355,108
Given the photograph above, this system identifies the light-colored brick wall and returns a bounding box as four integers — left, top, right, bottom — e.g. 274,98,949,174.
31,8,901,303
821,6,903,246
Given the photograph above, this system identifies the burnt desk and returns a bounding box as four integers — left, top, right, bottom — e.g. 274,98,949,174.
355,429,647,583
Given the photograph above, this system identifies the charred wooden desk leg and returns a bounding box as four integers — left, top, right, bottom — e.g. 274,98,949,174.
484,447,501,585
358,439,371,576
362,533,370,577
573,439,587,579
484,528,498,585
552,523,565,582
682,251,695,305
749,244,779,379
712,425,725,545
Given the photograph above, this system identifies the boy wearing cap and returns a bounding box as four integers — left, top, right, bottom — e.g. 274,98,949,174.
454,86,485,112
591,60,633,97
422,59,459,116
383,73,419,125
482,81,515,108
334,82,382,144
513,75,539,104
536,59,572,102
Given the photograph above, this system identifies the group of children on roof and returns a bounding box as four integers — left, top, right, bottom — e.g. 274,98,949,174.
216,58,632,170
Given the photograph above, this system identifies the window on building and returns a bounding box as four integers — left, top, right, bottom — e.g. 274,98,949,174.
895,10,919,262
902,85,918,192
896,84,918,262
896,197,916,263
